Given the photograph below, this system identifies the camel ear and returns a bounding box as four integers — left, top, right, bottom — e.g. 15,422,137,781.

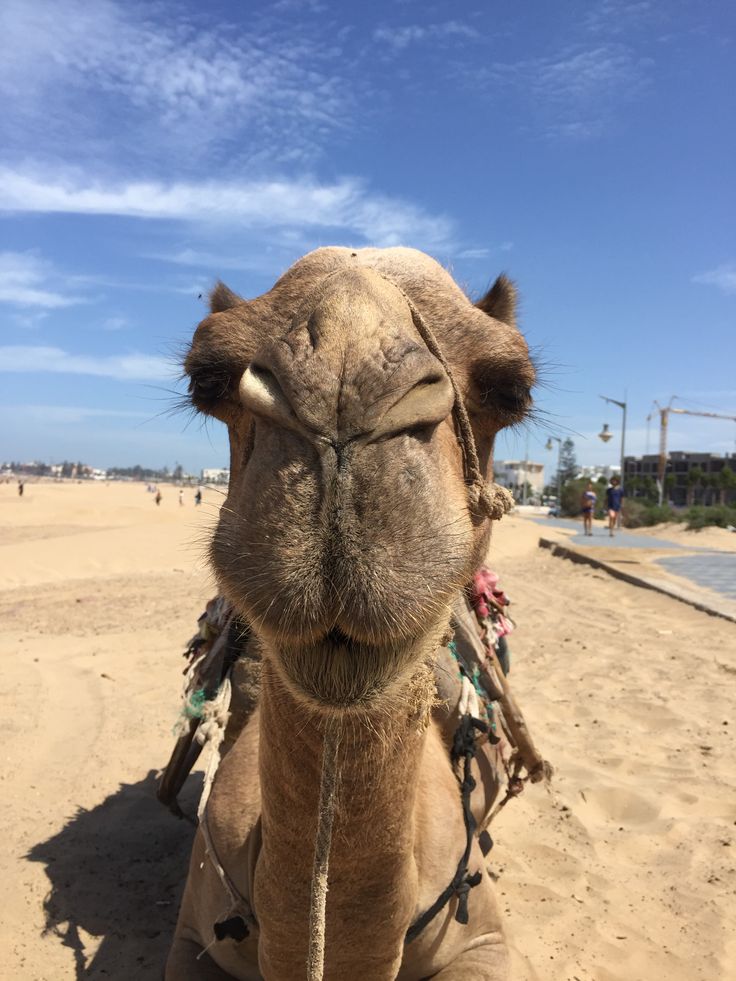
210,281,242,313
475,274,517,327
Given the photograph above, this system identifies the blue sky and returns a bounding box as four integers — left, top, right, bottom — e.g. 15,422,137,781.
1,0,734,476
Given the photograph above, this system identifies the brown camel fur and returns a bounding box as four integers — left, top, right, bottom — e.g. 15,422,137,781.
166,247,535,979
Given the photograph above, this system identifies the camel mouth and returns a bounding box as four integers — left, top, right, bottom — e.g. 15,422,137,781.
275,629,416,712
323,626,356,649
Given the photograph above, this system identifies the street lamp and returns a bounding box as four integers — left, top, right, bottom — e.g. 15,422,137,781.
599,395,627,492
545,436,562,507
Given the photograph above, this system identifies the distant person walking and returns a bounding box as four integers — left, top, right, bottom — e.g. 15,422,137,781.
18,480,24,497
606,476,624,537
581,481,596,536
155,489,162,506
179,489,184,507
194,488,202,506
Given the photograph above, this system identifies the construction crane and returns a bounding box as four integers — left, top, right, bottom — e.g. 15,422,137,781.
649,397,736,503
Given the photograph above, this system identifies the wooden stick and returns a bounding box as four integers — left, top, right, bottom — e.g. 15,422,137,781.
484,647,551,784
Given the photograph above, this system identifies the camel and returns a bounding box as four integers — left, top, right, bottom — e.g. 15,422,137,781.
166,246,536,980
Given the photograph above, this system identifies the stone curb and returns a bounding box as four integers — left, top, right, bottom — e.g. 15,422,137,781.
538,537,736,625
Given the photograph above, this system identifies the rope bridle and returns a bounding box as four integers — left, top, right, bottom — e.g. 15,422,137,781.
401,290,513,522
307,719,341,980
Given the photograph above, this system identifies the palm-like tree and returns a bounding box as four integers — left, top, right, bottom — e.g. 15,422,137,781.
686,465,704,506
718,465,736,506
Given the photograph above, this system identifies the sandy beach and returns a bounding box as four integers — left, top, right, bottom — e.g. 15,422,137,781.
1,480,734,980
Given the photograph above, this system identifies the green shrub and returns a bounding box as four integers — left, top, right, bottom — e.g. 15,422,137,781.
560,477,585,517
622,501,677,528
641,505,679,527
621,499,648,528
683,505,736,530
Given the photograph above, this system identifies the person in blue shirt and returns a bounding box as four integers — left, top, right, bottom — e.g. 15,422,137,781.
606,476,624,537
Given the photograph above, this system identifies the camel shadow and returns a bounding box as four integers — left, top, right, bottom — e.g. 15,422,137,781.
27,770,201,979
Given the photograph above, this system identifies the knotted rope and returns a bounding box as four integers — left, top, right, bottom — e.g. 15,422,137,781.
399,291,514,522
307,719,341,981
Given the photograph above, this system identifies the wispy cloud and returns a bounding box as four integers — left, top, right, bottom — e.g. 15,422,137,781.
456,242,514,260
147,248,261,272
0,346,172,380
0,404,151,423
0,251,86,308
373,21,479,52
476,43,652,139
456,248,491,260
11,311,49,331
535,45,649,103
100,316,129,331
0,0,352,169
585,1,656,35
0,170,454,249
692,262,736,295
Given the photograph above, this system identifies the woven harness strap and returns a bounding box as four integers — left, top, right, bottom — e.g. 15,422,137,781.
405,712,488,944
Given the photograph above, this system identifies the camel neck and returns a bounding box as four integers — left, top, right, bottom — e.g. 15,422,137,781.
253,655,430,980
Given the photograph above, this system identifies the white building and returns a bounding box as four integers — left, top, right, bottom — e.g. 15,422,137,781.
201,467,230,485
495,460,545,499
577,464,621,482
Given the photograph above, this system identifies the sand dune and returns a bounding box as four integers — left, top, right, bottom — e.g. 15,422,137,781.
1,481,734,979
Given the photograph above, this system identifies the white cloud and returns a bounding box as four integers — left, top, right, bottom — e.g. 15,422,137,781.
0,251,85,308
373,21,479,51
0,346,172,380
0,170,453,249
692,263,736,296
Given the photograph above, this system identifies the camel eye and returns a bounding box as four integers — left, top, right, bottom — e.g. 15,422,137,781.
189,369,233,410
471,362,533,423
486,383,532,417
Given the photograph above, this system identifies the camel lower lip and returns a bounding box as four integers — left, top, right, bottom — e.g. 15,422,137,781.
276,634,415,709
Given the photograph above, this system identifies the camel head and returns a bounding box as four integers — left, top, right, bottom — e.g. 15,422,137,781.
185,247,534,710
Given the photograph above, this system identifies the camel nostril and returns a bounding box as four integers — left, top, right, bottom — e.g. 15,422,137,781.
369,372,454,441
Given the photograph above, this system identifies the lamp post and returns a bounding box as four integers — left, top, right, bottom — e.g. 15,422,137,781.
545,436,562,508
599,395,627,492
522,433,530,506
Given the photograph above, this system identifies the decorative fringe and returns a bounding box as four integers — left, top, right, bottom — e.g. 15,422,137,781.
196,677,232,822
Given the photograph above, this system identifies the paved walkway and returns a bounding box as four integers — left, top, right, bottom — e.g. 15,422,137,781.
658,553,736,602
538,517,685,549
530,515,736,613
